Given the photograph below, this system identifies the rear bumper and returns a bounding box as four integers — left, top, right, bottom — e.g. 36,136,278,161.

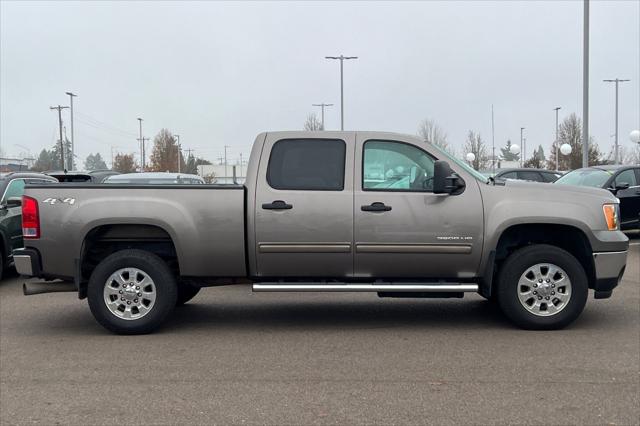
13,248,41,277
592,250,627,297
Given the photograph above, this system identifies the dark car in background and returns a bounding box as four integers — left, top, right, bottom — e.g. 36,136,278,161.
483,168,563,183
0,172,58,279
45,170,94,183
555,165,640,231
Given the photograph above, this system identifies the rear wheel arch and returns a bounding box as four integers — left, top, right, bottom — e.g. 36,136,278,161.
79,224,180,298
482,223,595,298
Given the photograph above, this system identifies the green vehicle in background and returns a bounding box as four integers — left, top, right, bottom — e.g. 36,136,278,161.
0,172,57,279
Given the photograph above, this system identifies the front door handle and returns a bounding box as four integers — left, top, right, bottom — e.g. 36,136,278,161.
361,202,392,212
262,200,293,210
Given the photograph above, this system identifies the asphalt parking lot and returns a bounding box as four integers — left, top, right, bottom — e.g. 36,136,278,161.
1,239,638,425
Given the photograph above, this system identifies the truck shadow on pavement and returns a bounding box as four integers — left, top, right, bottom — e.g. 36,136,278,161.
159,297,601,333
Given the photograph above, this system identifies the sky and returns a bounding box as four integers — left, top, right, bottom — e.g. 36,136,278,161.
1,0,639,168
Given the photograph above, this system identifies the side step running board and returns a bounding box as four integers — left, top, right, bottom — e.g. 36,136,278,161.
23,281,76,296
252,283,478,293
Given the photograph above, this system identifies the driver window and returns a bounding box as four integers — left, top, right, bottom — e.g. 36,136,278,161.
363,140,436,191
614,169,637,187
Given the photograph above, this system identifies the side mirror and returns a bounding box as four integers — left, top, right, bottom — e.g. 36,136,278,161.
6,197,22,208
433,160,465,194
615,182,630,191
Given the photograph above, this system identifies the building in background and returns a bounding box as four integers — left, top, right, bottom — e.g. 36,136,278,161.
197,163,246,184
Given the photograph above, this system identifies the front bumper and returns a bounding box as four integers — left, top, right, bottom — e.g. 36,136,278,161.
592,250,627,298
13,248,41,277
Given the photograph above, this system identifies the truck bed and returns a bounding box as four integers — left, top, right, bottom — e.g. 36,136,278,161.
23,183,247,279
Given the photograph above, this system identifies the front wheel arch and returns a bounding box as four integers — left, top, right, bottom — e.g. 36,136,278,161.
481,223,595,299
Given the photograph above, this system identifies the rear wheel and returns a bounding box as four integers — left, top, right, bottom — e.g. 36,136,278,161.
497,244,588,330
87,249,177,334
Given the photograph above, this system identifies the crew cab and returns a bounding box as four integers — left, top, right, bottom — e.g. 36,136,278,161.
14,132,629,334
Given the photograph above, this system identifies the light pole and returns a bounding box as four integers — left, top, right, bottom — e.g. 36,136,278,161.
65,92,77,169
224,145,230,182
582,0,589,168
137,118,143,171
553,107,561,169
312,103,333,130
603,78,630,165
520,127,525,167
325,55,358,130
175,134,181,173
491,105,496,174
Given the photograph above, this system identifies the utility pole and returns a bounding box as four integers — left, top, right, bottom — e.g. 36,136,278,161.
50,105,69,170
325,55,358,130
603,78,630,165
582,0,589,168
65,92,77,169
137,118,144,172
554,107,562,169
239,153,243,177
224,145,230,181
520,127,525,167
312,103,333,130
175,134,181,173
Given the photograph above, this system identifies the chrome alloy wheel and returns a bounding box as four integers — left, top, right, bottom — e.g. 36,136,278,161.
103,268,156,320
517,263,572,317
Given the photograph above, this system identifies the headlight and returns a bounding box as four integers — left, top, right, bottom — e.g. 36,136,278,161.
602,203,619,231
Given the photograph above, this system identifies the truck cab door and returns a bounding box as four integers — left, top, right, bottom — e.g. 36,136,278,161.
254,133,355,277
353,133,484,279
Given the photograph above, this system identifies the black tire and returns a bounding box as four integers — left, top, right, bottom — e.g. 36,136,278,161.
0,252,4,281
176,283,200,306
87,249,177,335
497,244,588,330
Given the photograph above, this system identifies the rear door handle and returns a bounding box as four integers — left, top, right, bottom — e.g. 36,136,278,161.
361,202,392,212
262,200,293,210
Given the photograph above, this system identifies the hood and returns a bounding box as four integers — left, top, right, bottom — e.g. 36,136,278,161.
502,179,616,200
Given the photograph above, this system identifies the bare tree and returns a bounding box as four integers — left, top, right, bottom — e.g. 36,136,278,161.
619,145,640,165
548,114,603,170
149,129,185,172
112,153,137,173
303,113,323,131
417,118,450,153
463,131,489,171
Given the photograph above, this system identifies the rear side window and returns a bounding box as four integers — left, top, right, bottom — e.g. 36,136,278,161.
267,139,346,191
541,172,561,183
518,171,543,182
500,171,517,179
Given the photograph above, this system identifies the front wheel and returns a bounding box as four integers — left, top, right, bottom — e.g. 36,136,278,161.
87,249,177,334
497,244,588,330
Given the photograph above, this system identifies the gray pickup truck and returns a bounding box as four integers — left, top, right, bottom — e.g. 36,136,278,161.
14,131,629,334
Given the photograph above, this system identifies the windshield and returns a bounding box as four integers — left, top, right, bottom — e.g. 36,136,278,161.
429,143,489,183
554,168,611,188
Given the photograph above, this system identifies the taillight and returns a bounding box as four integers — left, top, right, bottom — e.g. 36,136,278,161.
22,196,40,239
